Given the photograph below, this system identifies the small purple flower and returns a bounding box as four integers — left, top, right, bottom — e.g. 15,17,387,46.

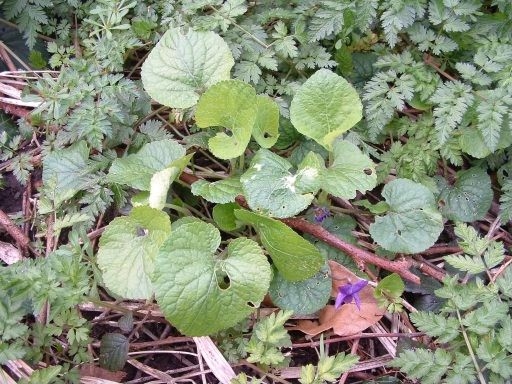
335,280,368,310
313,206,330,223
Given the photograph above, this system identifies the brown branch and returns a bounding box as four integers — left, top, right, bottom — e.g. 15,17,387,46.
0,208,29,250
180,172,425,284
282,217,421,284
0,100,30,118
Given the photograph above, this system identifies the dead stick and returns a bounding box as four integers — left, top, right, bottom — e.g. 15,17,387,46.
0,208,29,249
282,217,420,284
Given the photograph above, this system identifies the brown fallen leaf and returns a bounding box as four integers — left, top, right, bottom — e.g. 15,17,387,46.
294,260,385,336
80,363,126,382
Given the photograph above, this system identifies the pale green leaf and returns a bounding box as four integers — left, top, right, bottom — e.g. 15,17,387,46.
252,95,280,148
42,140,94,207
240,149,320,218
437,167,493,222
234,209,324,281
153,219,271,335
369,179,443,253
212,203,242,232
97,206,171,299
195,80,256,159
149,154,193,210
141,28,234,109
107,140,186,190
290,69,362,149
269,263,331,315
320,140,376,198
191,177,243,204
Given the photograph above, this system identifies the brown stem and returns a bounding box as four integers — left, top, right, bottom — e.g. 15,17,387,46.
282,217,421,284
0,208,29,250
181,172,424,284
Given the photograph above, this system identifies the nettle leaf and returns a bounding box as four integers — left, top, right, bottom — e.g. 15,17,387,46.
269,262,331,315
234,209,324,281
107,140,186,190
149,153,193,210
99,333,129,372
252,95,280,148
369,179,443,253
152,219,271,336
141,28,234,109
320,140,377,199
240,149,321,218
191,176,243,204
437,167,493,222
290,69,362,149
42,140,94,207
195,80,256,159
97,206,171,299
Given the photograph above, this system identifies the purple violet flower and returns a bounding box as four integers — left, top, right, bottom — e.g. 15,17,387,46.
335,279,368,310
313,206,330,223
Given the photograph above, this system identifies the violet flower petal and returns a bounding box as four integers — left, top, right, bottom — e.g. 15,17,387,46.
334,279,368,310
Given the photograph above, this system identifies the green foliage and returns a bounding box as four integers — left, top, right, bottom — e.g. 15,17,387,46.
391,230,512,383
246,310,293,367
269,263,332,315
445,223,505,274
97,206,171,299
234,209,324,281
290,69,362,149
99,333,129,371
437,167,493,222
374,273,405,312
4,0,512,380
369,178,443,253
141,27,234,109
153,218,271,336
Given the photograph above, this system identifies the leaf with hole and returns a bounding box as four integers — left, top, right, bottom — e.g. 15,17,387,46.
97,206,171,299
234,209,324,281
437,167,492,222
319,140,377,199
195,80,256,159
152,218,271,335
369,179,443,253
251,95,280,148
141,28,234,109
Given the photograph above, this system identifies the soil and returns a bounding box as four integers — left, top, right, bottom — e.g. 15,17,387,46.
0,172,23,213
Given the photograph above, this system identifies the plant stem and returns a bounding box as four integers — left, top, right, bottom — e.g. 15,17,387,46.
456,309,487,384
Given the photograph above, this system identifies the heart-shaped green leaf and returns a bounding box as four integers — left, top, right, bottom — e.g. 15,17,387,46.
369,179,443,254
153,219,271,335
320,140,377,198
97,206,171,299
290,69,362,149
99,333,129,372
141,28,234,109
234,209,324,281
